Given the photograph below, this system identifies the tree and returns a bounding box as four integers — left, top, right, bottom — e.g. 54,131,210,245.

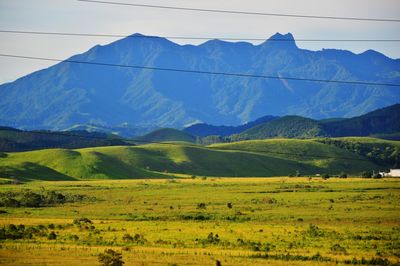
373,173,382,179
98,249,124,266
19,191,43,207
47,231,57,240
122,233,133,242
322,174,330,180
361,171,372,178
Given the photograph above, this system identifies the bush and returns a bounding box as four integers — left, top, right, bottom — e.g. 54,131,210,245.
361,171,372,178
339,172,347,178
0,223,48,240
0,190,90,208
373,173,382,179
47,231,57,240
322,174,330,180
19,191,44,207
306,224,324,237
330,243,347,254
0,198,20,208
73,217,93,225
98,249,124,266
122,233,134,242
197,203,206,209
45,191,66,204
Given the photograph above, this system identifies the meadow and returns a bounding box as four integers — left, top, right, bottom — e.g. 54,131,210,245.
0,177,399,265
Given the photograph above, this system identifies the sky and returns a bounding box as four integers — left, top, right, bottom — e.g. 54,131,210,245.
0,0,399,84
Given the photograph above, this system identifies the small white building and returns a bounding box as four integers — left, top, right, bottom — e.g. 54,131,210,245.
388,169,400,177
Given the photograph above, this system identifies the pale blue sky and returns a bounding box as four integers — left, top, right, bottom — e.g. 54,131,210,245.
0,0,399,84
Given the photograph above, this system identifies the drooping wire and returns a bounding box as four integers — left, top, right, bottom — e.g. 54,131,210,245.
77,0,400,23
0,53,399,87
1,30,399,42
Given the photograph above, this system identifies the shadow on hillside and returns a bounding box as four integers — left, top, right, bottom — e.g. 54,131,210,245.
84,150,169,179
0,162,76,181
180,146,323,177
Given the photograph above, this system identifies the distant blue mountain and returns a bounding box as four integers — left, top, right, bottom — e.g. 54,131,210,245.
0,32,399,130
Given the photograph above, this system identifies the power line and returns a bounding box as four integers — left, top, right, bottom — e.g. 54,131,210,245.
0,53,399,87
1,30,399,42
0,127,374,162
77,0,400,23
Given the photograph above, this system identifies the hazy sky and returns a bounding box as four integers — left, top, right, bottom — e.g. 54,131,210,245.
0,0,399,84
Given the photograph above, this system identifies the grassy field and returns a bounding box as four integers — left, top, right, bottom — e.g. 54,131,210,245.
1,137,395,181
0,177,399,265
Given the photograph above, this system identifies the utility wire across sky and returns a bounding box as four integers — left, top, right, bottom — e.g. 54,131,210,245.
1,30,399,43
77,0,400,23
0,53,399,87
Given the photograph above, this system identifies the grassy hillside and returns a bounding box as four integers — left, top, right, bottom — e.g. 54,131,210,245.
321,104,400,137
315,137,400,168
227,104,400,141
184,115,278,137
0,138,385,181
137,128,196,143
233,116,325,140
0,127,128,152
210,138,380,174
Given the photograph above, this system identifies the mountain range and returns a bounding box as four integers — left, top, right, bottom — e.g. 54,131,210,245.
0,32,399,131
137,104,400,145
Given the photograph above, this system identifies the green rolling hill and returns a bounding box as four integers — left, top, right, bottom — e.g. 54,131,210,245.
136,128,196,143
232,116,325,140
0,138,389,181
0,127,129,152
232,104,400,140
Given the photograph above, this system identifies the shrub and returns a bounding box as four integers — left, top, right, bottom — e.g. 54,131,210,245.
0,198,20,208
373,173,382,179
69,234,79,241
73,217,93,225
122,233,134,242
98,249,124,266
132,233,147,244
306,224,324,237
330,243,347,254
322,174,330,180
361,171,372,178
47,231,57,240
339,172,347,178
197,203,206,209
19,191,44,207
45,191,66,204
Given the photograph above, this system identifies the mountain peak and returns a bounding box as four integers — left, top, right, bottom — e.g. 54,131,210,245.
261,32,297,49
269,32,295,41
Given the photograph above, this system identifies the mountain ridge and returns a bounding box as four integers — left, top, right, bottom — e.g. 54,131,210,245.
0,32,399,130
235,103,400,140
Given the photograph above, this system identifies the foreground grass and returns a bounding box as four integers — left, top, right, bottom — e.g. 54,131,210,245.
0,177,399,265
